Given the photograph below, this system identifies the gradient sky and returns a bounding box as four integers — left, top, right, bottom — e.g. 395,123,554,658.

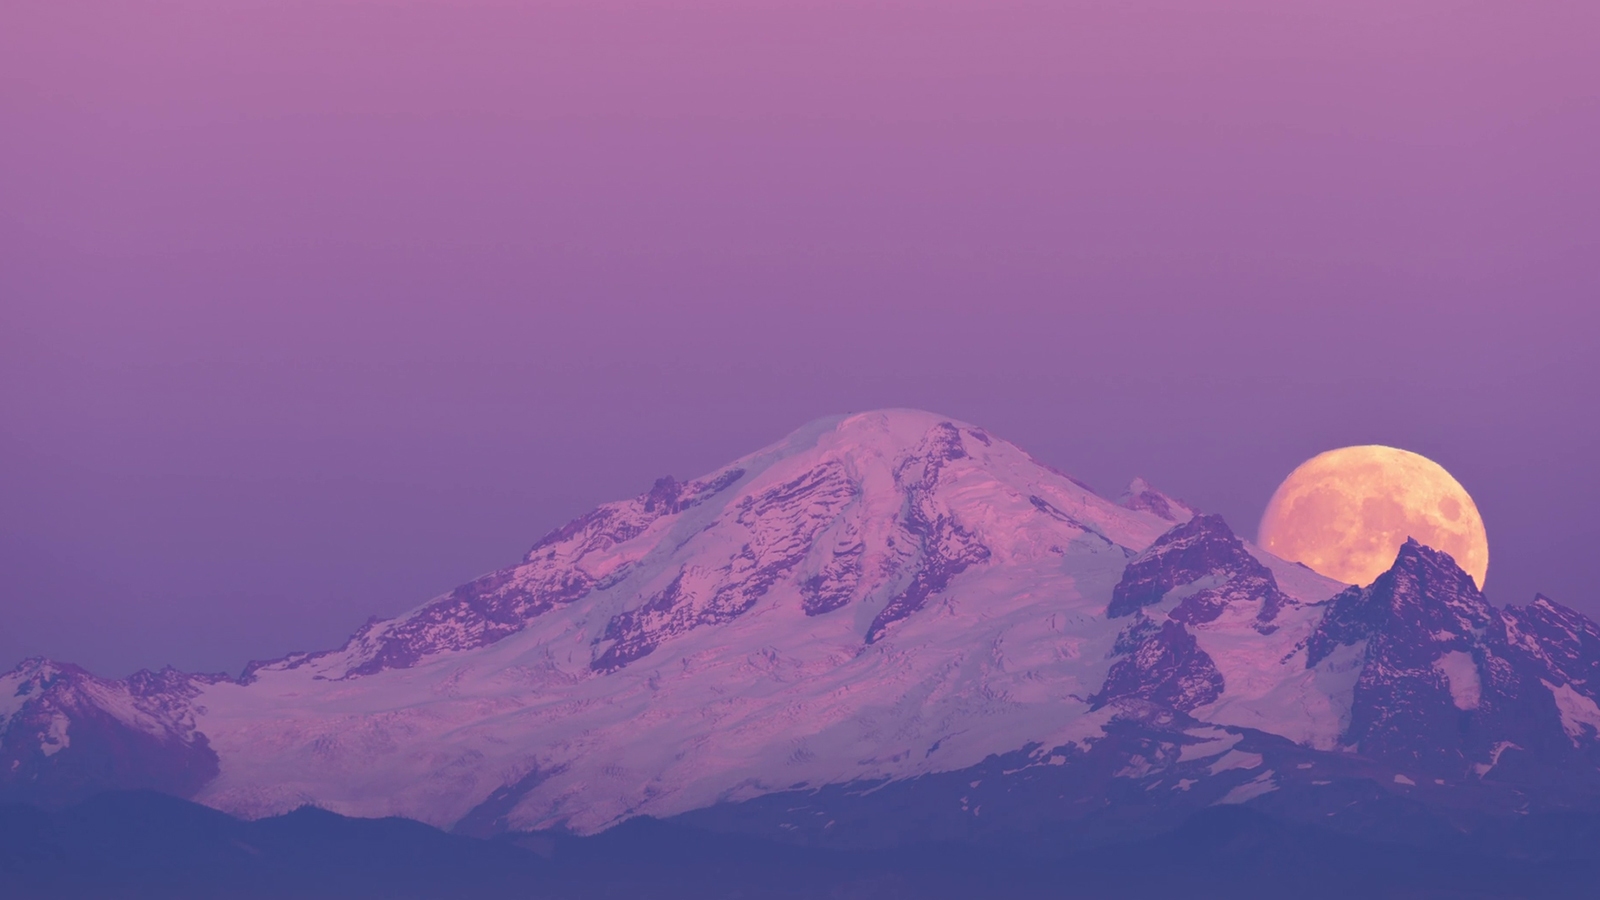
3,0,1597,677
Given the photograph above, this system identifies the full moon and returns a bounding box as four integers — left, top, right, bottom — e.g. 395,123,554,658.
1257,445,1488,589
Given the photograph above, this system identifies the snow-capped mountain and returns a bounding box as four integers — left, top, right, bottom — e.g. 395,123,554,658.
5,410,1600,843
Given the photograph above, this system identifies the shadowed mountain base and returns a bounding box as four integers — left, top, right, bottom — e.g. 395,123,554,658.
3,791,1599,900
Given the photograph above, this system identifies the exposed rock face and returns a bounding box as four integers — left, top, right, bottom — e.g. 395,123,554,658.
0,661,221,806
1497,596,1600,781
1304,540,1593,781
593,463,856,670
864,423,993,644
332,468,751,679
1096,619,1225,712
1096,515,1293,713
6,409,1600,848
1108,514,1288,624
1502,595,1600,692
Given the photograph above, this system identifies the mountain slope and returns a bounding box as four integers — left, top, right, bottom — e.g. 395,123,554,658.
188,410,1201,832
0,662,222,806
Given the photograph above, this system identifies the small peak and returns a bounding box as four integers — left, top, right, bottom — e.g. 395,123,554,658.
782,410,1002,472
809,409,978,449
1116,478,1197,523
3,658,92,697
1165,512,1237,543
1307,539,1493,668
832,408,974,432
1517,593,1587,628
1389,536,1429,568
1330,535,1493,634
1124,513,1244,562
1108,514,1257,618
7,657,73,679
642,476,685,513
1387,538,1477,590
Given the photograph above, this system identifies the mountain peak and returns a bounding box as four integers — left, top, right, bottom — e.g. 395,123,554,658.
1383,538,1488,616
1108,514,1255,618
1394,536,1473,574
1298,542,1600,777
1095,513,1294,713
235,408,1173,686
1309,539,1491,667
4,657,82,689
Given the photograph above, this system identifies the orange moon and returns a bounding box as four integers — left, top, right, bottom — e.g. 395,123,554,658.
1257,445,1488,589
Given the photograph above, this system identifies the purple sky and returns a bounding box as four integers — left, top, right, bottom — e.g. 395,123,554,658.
3,0,1597,677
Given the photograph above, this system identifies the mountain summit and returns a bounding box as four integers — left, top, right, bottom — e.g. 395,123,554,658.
5,410,1600,846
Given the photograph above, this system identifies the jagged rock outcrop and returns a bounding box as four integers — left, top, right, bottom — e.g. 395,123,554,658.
0,661,222,806
1305,540,1595,782
1096,515,1294,712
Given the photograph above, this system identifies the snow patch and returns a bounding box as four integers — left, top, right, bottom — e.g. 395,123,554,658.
1115,755,1160,779
1215,770,1277,804
1435,651,1481,710
1474,741,1520,777
1543,680,1600,745
1208,750,1263,774
40,712,70,756
0,685,26,732
1191,625,1358,750
1178,729,1241,762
